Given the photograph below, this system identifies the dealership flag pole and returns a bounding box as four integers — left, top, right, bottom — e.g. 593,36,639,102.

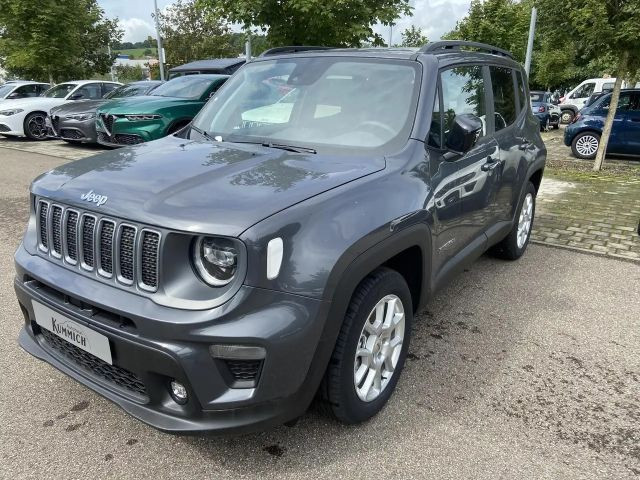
524,7,537,76
153,0,165,81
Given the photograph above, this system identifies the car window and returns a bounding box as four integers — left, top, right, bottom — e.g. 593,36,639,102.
105,83,154,99
440,65,486,144
629,93,640,111
516,71,527,110
193,57,420,154
102,83,119,97
36,84,49,95
14,84,41,98
572,82,595,99
602,82,614,92
74,83,103,99
43,83,76,98
530,92,544,103
598,93,632,112
427,87,442,149
151,76,224,99
490,66,517,131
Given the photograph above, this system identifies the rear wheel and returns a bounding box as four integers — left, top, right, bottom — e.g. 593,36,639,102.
571,131,600,159
490,181,536,260
320,267,412,424
560,110,574,124
24,112,48,140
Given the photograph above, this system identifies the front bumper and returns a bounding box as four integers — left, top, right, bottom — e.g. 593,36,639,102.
96,117,167,147
14,243,329,434
563,125,578,146
48,116,98,143
0,113,25,136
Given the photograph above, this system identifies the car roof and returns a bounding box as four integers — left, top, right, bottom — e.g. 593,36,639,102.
2,80,49,86
169,58,245,72
59,80,121,86
250,45,523,70
166,74,230,81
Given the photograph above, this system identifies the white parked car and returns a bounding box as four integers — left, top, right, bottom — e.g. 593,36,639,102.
0,81,50,107
558,77,635,123
0,80,121,140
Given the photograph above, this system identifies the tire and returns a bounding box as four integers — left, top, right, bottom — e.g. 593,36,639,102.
551,115,560,129
490,181,536,260
319,267,413,424
23,112,49,140
540,117,549,132
571,131,600,159
560,110,574,124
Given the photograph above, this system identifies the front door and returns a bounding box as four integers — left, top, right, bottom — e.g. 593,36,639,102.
621,92,640,154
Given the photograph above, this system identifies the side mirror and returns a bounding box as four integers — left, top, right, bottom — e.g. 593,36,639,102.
445,113,483,155
69,93,84,100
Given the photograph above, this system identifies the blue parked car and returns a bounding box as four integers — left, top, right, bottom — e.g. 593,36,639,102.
530,90,560,131
564,89,640,159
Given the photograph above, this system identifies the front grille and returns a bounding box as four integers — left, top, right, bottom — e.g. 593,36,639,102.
99,220,115,275
40,328,147,398
51,206,63,256
114,134,144,145
97,131,110,144
65,211,79,262
226,359,262,382
101,114,114,134
36,199,160,291
60,128,84,140
140,231,160,289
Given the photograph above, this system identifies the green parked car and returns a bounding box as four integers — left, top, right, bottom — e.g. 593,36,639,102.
96,74,228,147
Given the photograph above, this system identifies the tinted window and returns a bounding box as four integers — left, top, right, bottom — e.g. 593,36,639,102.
43,83,76,98
490,66,517,131
440,65,486,144
102,83,119,96
36,84,49,95
152,76,225,99
105,83,155,99
572,82,595,99
629,93,640,111
427,87,442,148
598,93,632,112
516,71,527,111
14,84,41,98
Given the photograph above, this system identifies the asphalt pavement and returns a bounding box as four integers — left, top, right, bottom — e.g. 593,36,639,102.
1,147,639,479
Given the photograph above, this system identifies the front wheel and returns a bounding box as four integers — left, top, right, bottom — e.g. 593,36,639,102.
24,112,49,140
319,267,412,424
560,110,574,124
490,181,536,260
571,131,600,159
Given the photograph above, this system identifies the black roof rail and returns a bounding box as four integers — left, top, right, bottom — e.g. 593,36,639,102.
419,41,514,59
260,46,334,57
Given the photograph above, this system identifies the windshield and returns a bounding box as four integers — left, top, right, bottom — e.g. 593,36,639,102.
192,57,420,154
0,84,16,98
105,83,157,99
43,83,76,98
151,76,221,99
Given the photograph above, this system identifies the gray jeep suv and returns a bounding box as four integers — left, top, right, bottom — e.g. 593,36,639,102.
14,42,545,434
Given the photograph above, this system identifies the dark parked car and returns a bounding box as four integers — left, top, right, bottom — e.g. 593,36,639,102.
95,75,228,147
530,90,560,130
48,81,163,144
15,42,545,434
564,89,640,159
168,58,245,79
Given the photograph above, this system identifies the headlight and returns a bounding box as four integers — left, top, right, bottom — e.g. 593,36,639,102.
193,236,238,286
125,114,162,121
65,112,96,121
0,108,23,116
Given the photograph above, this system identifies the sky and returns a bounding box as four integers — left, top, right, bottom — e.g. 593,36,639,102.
98,0,471,45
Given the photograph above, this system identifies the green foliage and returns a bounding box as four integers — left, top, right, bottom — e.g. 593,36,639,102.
0,0,122,83
157,0,236,69
196,0,413,47
114,65,146,83
399,25,428,48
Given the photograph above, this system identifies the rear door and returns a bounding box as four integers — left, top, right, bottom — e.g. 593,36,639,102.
620,92,640,154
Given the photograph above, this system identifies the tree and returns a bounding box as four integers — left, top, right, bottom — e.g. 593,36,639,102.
156,0,235,69
196,0,413,47
114,65,146,82
399,25,428,48
537,0,640,170
0,0,122,83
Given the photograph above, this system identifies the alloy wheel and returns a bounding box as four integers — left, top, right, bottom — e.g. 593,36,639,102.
27,114,48,139
561,111,573,123
517,193,534,249
354,294,405,402
575,134,599,158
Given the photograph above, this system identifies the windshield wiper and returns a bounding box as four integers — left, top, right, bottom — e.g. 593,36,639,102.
261,142,317,154
190,125,216,141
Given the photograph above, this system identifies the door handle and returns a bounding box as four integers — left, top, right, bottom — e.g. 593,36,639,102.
481,156,501,171
631,118,640,122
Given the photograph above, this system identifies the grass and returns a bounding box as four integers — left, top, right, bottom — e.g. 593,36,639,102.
113,48,157,59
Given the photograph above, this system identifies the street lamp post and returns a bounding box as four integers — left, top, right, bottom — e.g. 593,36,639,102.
153,0,165,81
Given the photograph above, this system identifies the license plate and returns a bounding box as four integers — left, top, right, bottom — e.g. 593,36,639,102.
33,301,113,364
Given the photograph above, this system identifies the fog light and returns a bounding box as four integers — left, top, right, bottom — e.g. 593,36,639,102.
169,380,188,404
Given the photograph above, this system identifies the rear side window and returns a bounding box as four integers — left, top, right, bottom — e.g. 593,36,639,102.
516,71,527,112
629,93,640,111
490,66,517,131
440,65,486,145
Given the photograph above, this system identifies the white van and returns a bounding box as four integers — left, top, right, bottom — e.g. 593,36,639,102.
559,77,634,123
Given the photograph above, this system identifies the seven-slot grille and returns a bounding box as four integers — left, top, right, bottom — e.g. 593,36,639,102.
36,199,160,291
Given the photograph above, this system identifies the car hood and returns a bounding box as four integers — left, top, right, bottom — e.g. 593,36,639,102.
97,96,199,114
2,97,67,111
31,135,386,237
51,99,106,115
